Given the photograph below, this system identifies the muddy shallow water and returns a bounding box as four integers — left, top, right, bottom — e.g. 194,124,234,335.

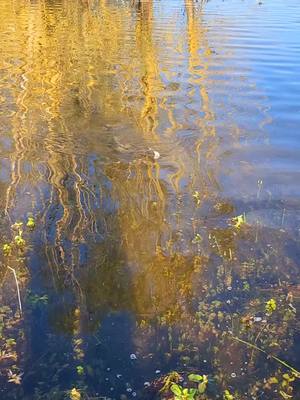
0,0,300,399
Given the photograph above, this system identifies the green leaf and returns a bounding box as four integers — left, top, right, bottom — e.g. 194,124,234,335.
198,381,207,394
171,384,182,396
76,365,84,375
188,374,203,382
223,390,234,400
26,217,35,229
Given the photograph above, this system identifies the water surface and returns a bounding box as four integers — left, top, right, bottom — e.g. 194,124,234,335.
0,0,300,399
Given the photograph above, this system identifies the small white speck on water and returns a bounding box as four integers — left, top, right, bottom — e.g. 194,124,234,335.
132,392,137,397
144,382,150,387
126,388,133,393
153,150,160,160
155,370,161,374
130,354,137,360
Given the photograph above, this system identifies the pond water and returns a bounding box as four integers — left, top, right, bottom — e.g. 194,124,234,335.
0,0,300,399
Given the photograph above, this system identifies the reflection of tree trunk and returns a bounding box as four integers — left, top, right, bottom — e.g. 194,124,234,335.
135,0,160,138
185,0,220,202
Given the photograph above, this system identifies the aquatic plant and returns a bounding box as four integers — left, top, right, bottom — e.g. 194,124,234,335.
160,371,181,393
231,214,246,229
188,374,208,394
170,384,197,400
223,390,234,400
192,233,203,244
0,216,34,387
265,298,277,315
193,191,201,206
70,388,81,400
26,216,35,230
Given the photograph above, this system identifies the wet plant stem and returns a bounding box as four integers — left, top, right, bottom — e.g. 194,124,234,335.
231,335,300,377
7,266,22,316
250,322,268,365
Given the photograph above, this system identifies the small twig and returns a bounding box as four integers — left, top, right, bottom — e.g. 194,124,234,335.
7,266,22,316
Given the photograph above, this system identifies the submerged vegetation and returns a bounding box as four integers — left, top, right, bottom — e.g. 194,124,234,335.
0,218,32,387
1,199,299,399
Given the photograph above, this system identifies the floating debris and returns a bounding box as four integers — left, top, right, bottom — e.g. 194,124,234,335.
152,150,160,160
